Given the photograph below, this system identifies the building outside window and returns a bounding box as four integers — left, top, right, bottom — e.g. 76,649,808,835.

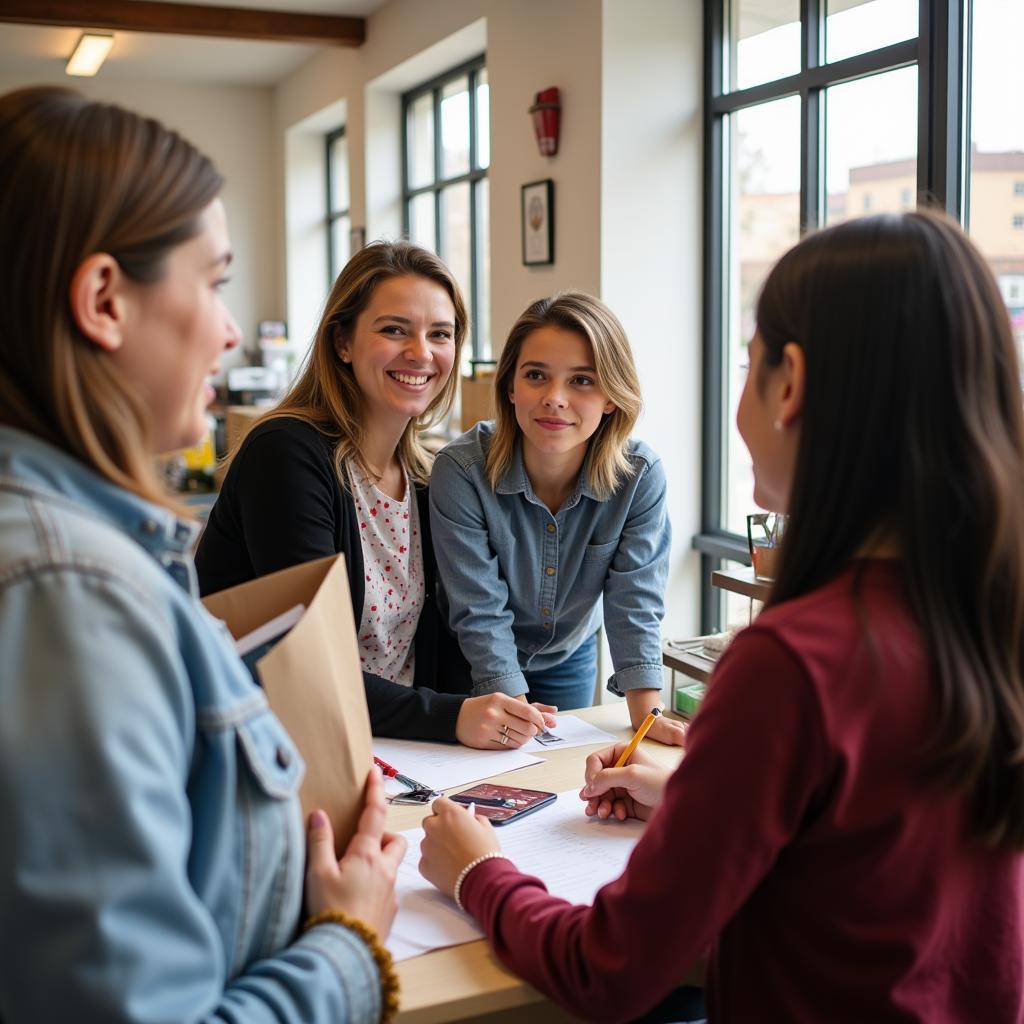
402,56,490,368
700,0,1007,629
326,126,350,284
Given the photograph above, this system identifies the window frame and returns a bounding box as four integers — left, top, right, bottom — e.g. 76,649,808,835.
401,54,488,362
325,124,350,285
698,0,967,630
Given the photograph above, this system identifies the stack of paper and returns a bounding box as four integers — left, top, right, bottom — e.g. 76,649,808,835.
386,790,644,961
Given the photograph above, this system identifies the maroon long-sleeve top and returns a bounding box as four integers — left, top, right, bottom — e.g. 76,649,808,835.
461,561,1024,1023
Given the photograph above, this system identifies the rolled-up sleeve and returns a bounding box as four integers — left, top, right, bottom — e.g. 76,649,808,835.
602,458,671,696
429,451,528,697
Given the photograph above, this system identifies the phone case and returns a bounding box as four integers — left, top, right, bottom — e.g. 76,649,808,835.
450,783,557,825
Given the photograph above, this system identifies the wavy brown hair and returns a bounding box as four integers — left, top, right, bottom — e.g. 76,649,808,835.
486,292,642,498
0,87,223,510
261,241,467,485
758,210,1024,849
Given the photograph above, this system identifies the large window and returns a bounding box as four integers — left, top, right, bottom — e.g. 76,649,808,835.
326,126,351,284
402,55,490,366
701,1,973,629
967,0,1024,376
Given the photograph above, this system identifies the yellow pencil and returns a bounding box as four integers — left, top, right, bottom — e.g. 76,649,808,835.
613,708,661,768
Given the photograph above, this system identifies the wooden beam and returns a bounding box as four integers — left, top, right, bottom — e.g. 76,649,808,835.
0,0,365,46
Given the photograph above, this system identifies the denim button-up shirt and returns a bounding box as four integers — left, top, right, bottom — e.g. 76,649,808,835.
430,422,670,698
0,427,380,1023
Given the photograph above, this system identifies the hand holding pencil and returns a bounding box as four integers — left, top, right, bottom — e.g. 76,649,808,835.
578,709,673,822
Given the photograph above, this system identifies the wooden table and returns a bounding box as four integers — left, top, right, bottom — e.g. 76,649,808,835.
388,703,687,1024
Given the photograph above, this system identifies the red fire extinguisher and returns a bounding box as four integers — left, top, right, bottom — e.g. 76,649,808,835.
529,87,561,157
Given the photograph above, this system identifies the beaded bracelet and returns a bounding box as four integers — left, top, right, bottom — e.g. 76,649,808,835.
453,852,512,912
302,909,400,1024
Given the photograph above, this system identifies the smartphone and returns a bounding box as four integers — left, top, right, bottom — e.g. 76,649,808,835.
450,783,557,825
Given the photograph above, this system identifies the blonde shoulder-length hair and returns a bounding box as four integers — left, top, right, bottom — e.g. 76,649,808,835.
260,241,467,486
486,292,642,499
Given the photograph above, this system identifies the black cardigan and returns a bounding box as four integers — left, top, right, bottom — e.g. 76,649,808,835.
195,417,471,740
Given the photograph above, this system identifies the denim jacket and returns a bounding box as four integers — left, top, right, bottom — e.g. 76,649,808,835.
429,422,670,698
0,427,381,1023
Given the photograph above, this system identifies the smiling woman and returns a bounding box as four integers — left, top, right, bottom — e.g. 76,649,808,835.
430,292,686,743
195,242,557,749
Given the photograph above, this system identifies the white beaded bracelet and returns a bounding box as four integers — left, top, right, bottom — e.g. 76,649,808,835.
453,852,512,912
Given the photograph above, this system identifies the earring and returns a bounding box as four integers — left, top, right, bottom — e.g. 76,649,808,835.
773,418,784,432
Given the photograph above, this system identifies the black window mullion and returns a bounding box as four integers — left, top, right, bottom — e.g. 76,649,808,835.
800,0,823,234
325,126,348,284
919,0,966,214
467,67,480,360
701,0,726,633
432,86,442,257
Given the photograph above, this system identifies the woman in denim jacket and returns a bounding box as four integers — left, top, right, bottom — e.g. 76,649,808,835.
430,293,686,743
0,86,404,1022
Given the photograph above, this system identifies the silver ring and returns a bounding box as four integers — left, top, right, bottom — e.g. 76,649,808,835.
500,724,510,736
500,733,509,745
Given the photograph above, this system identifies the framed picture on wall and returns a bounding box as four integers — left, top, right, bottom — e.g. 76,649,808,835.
521,179,554,265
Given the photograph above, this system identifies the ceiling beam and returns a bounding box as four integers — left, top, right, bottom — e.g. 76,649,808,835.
0,0,365,46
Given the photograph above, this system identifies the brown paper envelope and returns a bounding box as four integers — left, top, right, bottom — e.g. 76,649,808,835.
202,554,371,854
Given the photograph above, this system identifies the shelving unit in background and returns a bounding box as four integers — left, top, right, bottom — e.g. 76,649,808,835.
663,566,772,717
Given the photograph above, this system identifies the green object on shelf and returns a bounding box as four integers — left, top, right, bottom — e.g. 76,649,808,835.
674,681,706,718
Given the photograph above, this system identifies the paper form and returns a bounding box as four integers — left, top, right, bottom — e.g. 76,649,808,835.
520,713,617,753
386,789,644,961
373,737,543,794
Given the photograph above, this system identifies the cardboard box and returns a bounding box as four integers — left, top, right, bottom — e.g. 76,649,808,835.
460,373,496,432
202,554,371,854
213,405,265,489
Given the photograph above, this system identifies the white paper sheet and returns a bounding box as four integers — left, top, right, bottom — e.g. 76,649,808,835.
386,789,644,961
520,713,617,753
373,737,542,794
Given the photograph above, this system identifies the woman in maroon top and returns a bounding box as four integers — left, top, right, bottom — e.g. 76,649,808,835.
418,211,1024,1024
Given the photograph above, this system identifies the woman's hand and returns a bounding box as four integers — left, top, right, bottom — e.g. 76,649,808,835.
625,689,688,746
419,797,502,899
455,693,558,749
579,742,672,822
304,767,407,937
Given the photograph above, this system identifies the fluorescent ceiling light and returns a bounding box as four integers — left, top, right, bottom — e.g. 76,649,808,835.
66,33,114,78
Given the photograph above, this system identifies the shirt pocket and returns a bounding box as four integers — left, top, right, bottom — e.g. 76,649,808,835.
577,538,620,592
232,706,306,965
582,538,620,563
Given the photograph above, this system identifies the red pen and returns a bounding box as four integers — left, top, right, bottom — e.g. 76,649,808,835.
373,756,399,778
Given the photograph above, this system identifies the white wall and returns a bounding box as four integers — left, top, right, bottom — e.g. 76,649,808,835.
275,0,603,348
601,0,704,639
0,72,279,378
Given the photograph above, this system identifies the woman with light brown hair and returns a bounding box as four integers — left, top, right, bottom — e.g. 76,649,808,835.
430,292,685,743
0,85,403,1022
196,242,555,748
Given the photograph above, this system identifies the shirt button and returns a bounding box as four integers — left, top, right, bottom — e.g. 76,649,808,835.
275,745,292,769
543,622,551,630
141,519,160,535
542,608,551,616
546,523,556,533
545,566,556,577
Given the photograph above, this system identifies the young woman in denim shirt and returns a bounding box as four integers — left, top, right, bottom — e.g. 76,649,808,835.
194,243,556,749
0,87,404,1022
430,293,686,743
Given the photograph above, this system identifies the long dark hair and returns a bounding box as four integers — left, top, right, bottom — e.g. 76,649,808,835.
0,86,223,509
758,210,1024,848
